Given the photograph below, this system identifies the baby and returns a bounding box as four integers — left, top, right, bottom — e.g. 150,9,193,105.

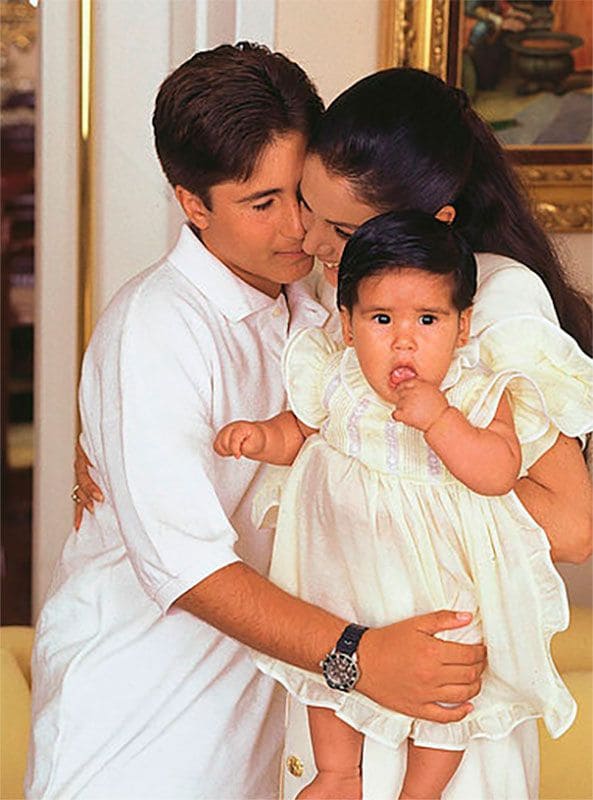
215,211,586,799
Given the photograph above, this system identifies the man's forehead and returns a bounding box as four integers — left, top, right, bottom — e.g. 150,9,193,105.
211,131,306,203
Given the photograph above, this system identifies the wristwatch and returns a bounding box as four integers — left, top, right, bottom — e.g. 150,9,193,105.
320,623,369,692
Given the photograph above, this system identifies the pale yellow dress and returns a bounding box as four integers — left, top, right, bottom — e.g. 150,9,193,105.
255,322,592,752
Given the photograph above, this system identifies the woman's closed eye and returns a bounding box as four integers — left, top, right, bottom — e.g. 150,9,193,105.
334,226,352,240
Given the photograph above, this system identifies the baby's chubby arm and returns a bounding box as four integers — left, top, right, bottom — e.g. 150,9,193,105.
213,410,317,465
393,380,521,495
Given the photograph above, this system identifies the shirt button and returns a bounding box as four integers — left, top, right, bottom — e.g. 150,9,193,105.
286,755,304,777
272,307,282,318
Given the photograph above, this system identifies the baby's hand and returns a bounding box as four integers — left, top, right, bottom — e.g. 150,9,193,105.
392,379,449,432
213,421,266,459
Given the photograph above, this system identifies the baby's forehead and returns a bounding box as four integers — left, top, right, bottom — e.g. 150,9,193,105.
359,266,457,297
354,274,458,317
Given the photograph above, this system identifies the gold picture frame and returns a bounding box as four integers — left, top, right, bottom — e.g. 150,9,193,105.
380,0,592,233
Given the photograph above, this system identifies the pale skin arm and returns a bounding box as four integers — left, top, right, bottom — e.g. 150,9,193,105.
212,410,314,464
393,379,521,496
74,417,593,560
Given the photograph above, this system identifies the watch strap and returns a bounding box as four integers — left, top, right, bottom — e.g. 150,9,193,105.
335,623,369,656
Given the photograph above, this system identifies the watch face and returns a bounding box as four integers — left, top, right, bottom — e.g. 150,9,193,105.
321,652,360,692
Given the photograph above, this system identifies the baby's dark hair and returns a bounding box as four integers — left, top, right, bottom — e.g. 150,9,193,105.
337,210,477,313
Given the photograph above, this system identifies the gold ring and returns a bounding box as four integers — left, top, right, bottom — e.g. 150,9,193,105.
71,484,81,503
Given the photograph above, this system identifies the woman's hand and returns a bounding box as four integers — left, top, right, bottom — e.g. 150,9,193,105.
515,434,592,564
73,441,104,530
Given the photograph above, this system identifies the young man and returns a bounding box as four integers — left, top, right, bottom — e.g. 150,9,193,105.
26,44,485,799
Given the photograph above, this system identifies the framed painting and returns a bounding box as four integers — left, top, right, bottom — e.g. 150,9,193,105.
380,0,592,232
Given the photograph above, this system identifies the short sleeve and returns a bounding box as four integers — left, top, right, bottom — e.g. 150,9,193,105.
465,370,559,473
480,317,592,427
80,281,242,613
282,327,340,428
472,255,592,463
466,319,593,471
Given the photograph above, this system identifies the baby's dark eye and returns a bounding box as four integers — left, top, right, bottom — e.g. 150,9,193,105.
372,314,391,325
419,314,437,325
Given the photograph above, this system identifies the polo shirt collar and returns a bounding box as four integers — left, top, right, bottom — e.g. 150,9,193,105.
285,277,330,335
168,224,331,329
168,224,279,323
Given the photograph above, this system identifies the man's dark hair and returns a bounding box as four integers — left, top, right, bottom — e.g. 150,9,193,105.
153,41,324,208
337,210,477,313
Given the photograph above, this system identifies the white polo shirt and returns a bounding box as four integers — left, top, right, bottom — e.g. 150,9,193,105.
26,224,329,800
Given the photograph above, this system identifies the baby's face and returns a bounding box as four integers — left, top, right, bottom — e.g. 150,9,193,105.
340,268,472,404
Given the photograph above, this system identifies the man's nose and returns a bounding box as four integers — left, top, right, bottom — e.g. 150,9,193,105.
282,199,305,239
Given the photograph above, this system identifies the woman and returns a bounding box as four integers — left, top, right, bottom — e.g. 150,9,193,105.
75,67,591,798
298,67,591,565
289,67,592,799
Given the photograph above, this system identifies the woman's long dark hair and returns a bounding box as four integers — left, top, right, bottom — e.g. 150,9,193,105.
310,67,591,355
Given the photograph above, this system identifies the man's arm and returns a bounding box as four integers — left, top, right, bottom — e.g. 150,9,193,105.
175,562,485,723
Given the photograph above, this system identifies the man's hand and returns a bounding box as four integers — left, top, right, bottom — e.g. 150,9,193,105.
357,610,486,722
176,564,485,724
213,421,267,459
392,379,449,432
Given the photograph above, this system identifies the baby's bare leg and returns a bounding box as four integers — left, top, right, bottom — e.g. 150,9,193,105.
297,707,363,800
399,740,463,800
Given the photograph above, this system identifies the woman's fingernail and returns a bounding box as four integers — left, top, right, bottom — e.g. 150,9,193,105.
456,612,472,622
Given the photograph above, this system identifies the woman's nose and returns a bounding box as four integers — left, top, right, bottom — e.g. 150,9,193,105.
302,224,332,258
302,223,341,262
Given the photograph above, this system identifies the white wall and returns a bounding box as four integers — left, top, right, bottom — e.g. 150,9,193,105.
34,1,178,614
276,0,381,104
33,0,80,614
93,0,174,311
